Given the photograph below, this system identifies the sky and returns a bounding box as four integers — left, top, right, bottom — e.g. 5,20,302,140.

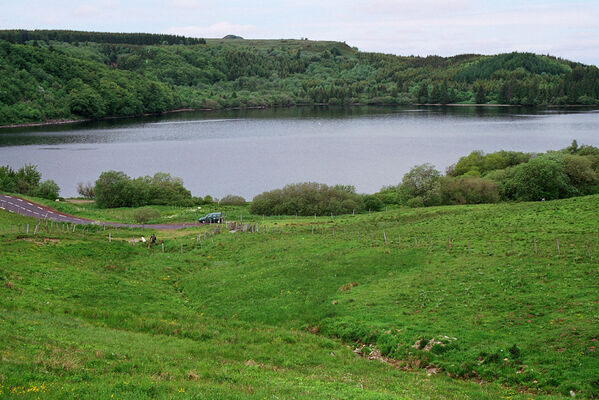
1,0,598,66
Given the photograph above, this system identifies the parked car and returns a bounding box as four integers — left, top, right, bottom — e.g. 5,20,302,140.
198,212,222,223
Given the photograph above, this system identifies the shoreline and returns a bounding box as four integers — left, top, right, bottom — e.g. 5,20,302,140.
1,103,596,130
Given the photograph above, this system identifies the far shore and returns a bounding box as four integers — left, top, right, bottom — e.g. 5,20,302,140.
1,103,596,130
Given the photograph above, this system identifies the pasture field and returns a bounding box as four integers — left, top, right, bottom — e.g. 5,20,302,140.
0,195,597,398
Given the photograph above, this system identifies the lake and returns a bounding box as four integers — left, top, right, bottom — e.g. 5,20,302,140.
1,106,598,199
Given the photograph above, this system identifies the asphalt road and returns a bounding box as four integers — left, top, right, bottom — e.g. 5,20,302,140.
0,194,201,230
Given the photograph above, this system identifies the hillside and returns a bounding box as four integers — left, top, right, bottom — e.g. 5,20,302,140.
1,30,598,126
1,195,598,398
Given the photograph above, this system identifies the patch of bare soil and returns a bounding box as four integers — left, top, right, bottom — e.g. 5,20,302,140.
19,237,61,245
65,199,94,204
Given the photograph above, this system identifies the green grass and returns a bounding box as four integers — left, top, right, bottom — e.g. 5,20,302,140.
1,195,598,398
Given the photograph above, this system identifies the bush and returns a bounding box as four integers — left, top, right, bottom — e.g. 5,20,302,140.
375,186,400,204
94,171,193,208
440,176,500,205
16,164,41,195
397,164,441,207
132,207,160,224
35,180,60,200
451,150,530,177
220,194,246,205
94,170,134,208
509,155,576,201
203,195,214,204
77,182,95,199
250,182,364,216
0,165,18,193
0,164,60,199
562,154,599,194
363,194,383,211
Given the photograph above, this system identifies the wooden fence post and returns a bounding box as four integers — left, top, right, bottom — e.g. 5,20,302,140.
162,243,165,253
109,233,111,243
383,231,387,245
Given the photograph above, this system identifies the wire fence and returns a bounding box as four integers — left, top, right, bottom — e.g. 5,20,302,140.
2,217,595,261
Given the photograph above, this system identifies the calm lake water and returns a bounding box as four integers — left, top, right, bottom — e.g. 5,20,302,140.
1,106,598,198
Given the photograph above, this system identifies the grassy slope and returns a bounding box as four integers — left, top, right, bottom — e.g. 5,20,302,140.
1,196,597,398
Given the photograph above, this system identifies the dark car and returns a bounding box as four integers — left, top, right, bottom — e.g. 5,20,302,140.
198,212,222,223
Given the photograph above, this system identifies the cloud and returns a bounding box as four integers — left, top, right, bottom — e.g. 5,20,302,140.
168,0,206,10
73,5,101,17
165,22,258,38
352,0,473,16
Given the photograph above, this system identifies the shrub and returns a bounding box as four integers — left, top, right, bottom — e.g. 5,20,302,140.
510,155,576,201
363,194,383,211
220,194,246,205
94,170,134,208
16,164,41,195
562,154,599,194
0,165,18,193
94,171,193,208
140,172,191,205
77,182,95,199
440,176,500,205
375,186,400,204
35,180,60,200
397,164,441,207
451,150,530,177
132,207,160,224
250,182,364,216
0,164,60,199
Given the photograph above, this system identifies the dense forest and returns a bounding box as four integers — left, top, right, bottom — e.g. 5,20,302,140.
1,30,598,126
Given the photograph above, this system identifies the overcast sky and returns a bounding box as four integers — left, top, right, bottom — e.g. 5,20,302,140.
2,0,598,66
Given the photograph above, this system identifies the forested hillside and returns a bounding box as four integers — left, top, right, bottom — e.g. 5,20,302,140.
1,30,598,126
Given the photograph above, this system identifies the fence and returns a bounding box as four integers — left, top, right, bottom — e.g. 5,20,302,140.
0,218,596,260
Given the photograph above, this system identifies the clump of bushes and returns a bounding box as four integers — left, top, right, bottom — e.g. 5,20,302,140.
250,182,364,216
0,164,60,200
219,194,246,205
440,176,500,205
94,170,194,208
377,141,599,208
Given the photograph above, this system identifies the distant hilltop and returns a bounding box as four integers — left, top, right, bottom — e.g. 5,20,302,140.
0,29,598,127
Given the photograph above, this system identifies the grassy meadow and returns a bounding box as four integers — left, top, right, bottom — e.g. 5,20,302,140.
0,195,598,399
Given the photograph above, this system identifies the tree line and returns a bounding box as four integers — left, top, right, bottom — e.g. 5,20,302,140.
0,30,205,46
2,33,599,126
